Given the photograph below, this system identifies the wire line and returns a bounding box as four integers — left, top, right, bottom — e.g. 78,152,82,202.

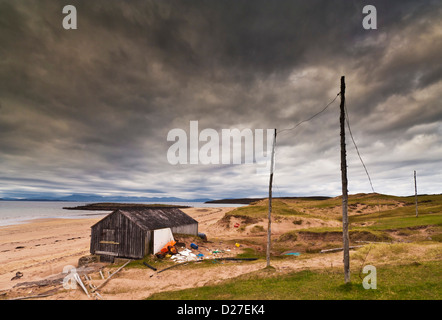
344,100,382,278
344,100,376,194
277,93,340,136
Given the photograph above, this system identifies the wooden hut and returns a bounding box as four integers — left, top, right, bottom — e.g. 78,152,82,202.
90,208,198,261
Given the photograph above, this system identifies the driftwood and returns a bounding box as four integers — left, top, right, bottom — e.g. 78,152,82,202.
150,261,190,277
355,240,391,244
320,245,364,253
8,287,60,300
91,259,131,292
8,293,55,300
12,265,99,289
13,278,62,289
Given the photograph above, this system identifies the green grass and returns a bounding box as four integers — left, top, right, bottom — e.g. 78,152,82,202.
351,194,442,218
141,193,442,300
225,194,442,226
124,256,174,269
147,261,441,300
298,193,403,209
369,214,442,231
235,247,264,259
348,202,442,232
226,199,307,219
350,206,442,224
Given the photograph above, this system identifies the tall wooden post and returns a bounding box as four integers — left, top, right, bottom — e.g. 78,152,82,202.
266,128,277,268
340,76,350,283
414,170,418,218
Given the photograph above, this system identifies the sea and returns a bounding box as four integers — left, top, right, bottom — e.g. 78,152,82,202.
0,201,245,227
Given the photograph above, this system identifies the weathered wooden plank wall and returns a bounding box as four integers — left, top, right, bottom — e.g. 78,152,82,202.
90,211,198,259
171,224,198,236
90,211,146,259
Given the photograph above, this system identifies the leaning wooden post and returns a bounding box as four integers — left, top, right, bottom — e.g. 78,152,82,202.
91,259,131,293
266,128,277,268
414,170,418,218
339,76,350,284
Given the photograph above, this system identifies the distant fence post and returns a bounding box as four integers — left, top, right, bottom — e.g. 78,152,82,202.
414,170,418,218
266,128,277,268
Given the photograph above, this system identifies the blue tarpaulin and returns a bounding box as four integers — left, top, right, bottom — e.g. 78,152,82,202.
283,252,301,256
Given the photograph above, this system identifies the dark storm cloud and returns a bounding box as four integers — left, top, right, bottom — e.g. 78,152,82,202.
0,0,441,198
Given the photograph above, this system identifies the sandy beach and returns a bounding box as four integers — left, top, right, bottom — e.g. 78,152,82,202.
1,207,270,299
1,199,440,300
0,204,372,300
4,199,438,300
0,217,101,292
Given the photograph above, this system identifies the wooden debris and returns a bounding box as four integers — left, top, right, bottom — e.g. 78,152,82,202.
7,287,60,300
320,245,364,253
74,272,90,297
91,259,131,293
83,274,96,291
13,278,62,289
355,240,391,244
150,262,189,277
94,291,104,300
8,293,55,300
143,261,157,271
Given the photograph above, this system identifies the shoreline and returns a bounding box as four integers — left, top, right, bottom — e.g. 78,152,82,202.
0,206,235,295
0,217,102,292
0,214,110,228
0,201,244,228
1,200,440,300
0,216,99,230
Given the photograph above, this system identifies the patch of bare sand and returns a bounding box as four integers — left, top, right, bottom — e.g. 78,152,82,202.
46,241,441,300
94,261,265,300
181,207,235,232
45,252,346,300
205,214,341,240
275,197,407,220
0,218,101,292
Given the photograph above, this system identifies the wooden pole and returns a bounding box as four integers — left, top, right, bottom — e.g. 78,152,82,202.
340,76,350,284
266,128,277,268
414,170,418,218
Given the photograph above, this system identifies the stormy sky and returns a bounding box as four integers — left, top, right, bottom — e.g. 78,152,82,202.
0,0,441,199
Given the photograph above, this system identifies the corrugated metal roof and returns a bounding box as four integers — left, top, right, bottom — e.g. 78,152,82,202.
111,208,198,231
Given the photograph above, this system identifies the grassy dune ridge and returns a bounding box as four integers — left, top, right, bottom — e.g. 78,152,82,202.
147,193,442,300
225,193,442,242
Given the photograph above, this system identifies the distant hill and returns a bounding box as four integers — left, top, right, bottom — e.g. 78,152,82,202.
206,196,331,204
63,202,191,211
0,193,213,203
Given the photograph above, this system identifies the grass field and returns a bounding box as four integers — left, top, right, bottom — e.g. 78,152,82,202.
147,193,441,300
147,260,441,300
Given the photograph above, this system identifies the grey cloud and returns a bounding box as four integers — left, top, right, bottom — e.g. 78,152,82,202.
0,0,441,198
